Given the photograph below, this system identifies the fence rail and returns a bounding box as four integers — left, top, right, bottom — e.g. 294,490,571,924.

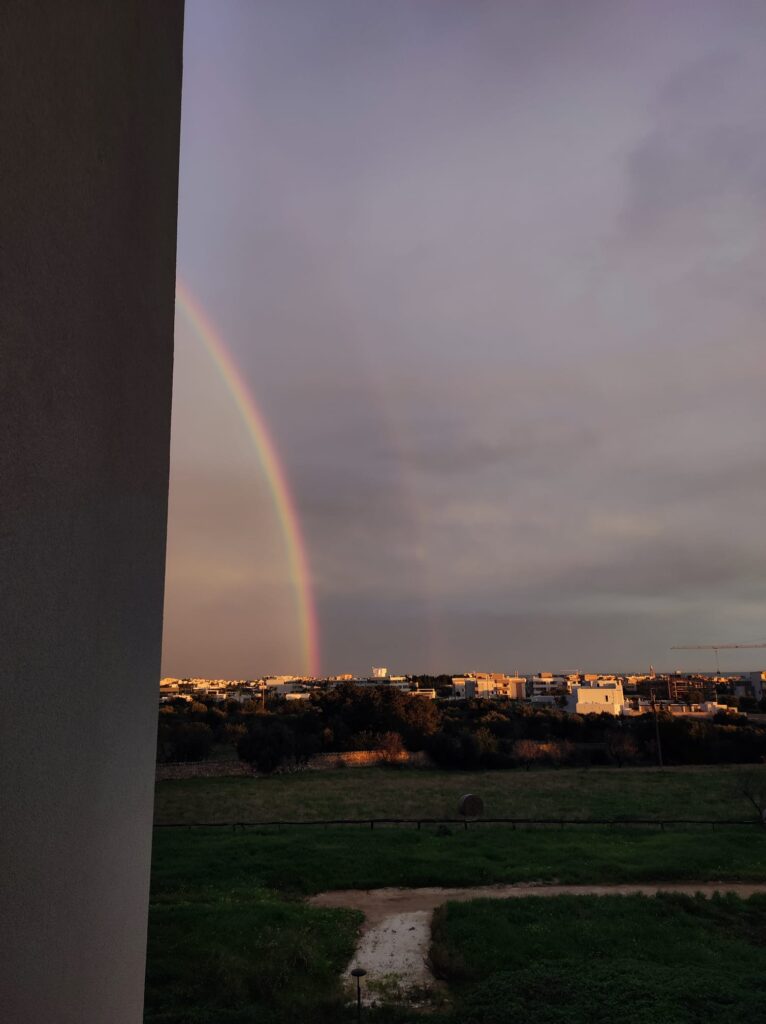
154,816,763,831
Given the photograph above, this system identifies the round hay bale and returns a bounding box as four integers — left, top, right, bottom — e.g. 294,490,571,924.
458,793,484,818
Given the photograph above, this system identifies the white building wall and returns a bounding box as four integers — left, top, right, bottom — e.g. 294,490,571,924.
566,682,625,715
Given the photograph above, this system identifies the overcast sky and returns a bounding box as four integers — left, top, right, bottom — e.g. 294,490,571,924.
161,0,766,678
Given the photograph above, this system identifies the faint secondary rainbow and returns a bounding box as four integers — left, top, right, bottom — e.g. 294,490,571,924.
175,278,320,677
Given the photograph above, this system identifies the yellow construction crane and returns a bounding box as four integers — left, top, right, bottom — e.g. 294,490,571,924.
670,643,766,676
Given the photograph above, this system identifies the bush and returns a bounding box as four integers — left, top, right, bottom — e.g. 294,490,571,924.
605,730,639,767
513,739,543,770
426,730,464,768
238,720,296,773
546,739,576,767
169,722,214,762
377,731,405,764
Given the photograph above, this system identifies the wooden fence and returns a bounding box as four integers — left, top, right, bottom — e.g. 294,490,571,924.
154,816,763,831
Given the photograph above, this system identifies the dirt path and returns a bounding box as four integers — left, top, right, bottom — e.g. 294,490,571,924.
310,881,766,919
309,882,766,1001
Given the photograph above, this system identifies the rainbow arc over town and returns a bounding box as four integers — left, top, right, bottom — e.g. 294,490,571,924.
175,279,320,677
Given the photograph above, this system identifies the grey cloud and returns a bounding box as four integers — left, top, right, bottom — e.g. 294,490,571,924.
163,1,766,676
544,539,766,605
622,52,766,235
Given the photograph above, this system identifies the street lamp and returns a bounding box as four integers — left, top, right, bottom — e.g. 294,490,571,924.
350,967,367,1021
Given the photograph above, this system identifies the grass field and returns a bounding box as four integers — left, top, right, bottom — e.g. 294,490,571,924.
154,763,766,824
147,825,766,1023
146,766,766,1022
145,890,359,1024
429,893,766,1023
152,825,766,896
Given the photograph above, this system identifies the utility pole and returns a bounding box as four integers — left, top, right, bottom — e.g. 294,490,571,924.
650,689,664,769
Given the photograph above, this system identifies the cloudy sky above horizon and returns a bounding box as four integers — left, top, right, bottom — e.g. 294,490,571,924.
161,0,766,679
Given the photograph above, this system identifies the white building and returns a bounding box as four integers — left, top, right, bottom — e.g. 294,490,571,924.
352,676,410,692
530,673,572,696
493,675,527,700
372,666,389,679
452,674,495,699
452,673,525,699
387,678,411,691
529,673,570,705
566,681,625,715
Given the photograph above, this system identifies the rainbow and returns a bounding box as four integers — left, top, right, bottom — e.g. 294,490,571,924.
175,279,320,677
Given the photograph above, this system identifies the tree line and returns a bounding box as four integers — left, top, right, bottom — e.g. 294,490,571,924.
156,683,766,772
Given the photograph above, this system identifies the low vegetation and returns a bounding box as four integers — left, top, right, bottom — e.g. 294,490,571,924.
151,824,766,897
147,824,766,1022
430,893,766,1023
146,766,766,1022
145,893,359,1024
154,763,766,824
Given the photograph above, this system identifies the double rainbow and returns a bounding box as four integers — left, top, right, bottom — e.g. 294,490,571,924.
175,279,320,677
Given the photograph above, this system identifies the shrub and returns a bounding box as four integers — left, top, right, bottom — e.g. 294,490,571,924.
238,720,296,773
605,730,640,767
513,739,543,770
377,731,405,764
170,722,214,762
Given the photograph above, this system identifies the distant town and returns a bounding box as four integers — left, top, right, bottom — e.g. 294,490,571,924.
161,667,766,718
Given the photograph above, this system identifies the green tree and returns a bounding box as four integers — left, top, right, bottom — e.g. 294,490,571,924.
238,720,295,773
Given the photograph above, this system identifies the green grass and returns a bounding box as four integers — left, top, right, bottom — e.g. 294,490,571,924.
145,893,360,1024
145,856,361,1024
153,764,766,824
430,893,766,1023
147,824,766,1023
147,767,766,1022
151,825,766,898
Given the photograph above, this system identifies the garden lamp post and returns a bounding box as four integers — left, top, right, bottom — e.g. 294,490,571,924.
350,967,367,1020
